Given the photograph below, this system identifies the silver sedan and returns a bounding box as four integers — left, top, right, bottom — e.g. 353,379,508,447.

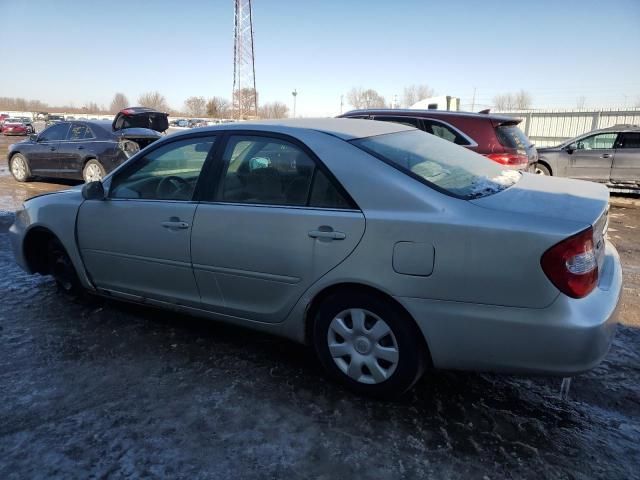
9,119,622,398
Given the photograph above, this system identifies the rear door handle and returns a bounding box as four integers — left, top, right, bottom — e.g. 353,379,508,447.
161,221,190,230
601,153,612,158
308,229,346,240
49,147,56,151
77,146,85,150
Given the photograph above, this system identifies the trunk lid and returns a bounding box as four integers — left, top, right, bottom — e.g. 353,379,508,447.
471,173,609,227
112,107,169,133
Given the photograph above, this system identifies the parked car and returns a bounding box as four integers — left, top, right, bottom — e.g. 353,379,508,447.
7,108,168,183
19,117,35,134
339,109,537,171
45,115,65,127
1,118,29,136
9,119,621,398
535,125,640,191
0,113,9,126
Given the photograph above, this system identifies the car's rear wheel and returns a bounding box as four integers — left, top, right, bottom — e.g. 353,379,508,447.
48,239,84,298
312,291,427,398
9,154,32,182
83,159,106,183
534,163,551,175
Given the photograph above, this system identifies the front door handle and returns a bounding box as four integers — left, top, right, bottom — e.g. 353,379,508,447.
49,147,56,151
77,146,85,150
308,228,346,240
161,220,190,230
601,153,612,158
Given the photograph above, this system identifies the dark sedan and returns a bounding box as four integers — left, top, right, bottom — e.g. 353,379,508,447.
535,125,640,192
8,108,168,183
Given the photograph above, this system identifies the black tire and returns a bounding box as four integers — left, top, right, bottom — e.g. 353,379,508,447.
534,163,551,176
82,159,106,183
48,239,84,299
312,291,427,399
9,154,32,182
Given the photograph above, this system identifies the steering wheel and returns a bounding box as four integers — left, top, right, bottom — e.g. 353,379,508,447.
156,176,190,199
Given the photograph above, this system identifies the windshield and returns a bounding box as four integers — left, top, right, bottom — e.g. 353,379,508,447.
5,118,21,123
351,130,521,199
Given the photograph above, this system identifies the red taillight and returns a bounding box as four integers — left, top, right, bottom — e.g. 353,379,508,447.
485,152,528,167
541,227,598,299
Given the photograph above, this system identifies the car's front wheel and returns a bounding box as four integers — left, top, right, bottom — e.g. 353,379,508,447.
312,291,427,398
534,163,551,175
9,154,32,182
82,159,106,183
48,239,84,298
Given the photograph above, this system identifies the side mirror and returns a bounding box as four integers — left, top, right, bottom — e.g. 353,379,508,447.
81,181,106,200
29,133,38,141
565,143,577,154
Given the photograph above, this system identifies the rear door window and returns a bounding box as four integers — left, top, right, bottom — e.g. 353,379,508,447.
217,135,354,208
68,124,95,140
422,119,470,145
617,132,640,148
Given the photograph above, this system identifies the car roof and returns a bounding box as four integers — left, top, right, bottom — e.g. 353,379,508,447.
167,118,414,140
342,108,519,123
596,124,640,133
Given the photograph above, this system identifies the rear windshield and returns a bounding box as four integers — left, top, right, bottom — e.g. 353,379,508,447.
351,130,520,199
496,124,531,150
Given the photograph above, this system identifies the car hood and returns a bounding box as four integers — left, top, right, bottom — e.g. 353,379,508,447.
112,109,169,133
470,173,608,227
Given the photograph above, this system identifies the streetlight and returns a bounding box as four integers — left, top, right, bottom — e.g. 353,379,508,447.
292,89,298,118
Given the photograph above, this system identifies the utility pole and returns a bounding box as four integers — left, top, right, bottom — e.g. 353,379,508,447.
340,95,344,114
471,87,477,111
292,89,298,118
233,0,257,119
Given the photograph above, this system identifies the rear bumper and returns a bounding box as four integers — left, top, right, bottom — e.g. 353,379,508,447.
397,241,622,375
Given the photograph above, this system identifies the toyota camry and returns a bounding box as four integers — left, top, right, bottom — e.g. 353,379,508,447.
9,119,622,398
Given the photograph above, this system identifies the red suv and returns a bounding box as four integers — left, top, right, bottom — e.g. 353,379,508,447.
339,109,537,171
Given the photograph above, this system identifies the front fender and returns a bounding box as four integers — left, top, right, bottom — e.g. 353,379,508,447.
18,190,95,290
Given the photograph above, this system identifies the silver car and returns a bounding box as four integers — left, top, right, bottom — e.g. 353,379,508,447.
9,119,622,398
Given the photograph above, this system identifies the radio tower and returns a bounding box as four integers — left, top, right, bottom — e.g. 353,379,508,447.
233,0,257,119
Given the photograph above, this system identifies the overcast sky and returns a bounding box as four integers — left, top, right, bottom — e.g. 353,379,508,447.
1,0,639,116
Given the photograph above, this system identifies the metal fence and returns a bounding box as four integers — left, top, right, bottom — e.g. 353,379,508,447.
497,108,640,147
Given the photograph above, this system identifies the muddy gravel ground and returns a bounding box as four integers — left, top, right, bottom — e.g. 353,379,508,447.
1,144,639,478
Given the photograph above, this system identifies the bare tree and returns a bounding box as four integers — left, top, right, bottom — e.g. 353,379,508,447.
347,87,386,109
493,90,532,111
206,97,230,118
259,101,289,119
514,90,532,110
110,93,129,113
83,102,101,113
575,96,587,109
137,91,169,111
401,84,435,107
232,88,258,118
184,96,206,116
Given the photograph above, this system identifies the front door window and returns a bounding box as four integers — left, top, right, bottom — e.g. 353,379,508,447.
110,136,217,200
